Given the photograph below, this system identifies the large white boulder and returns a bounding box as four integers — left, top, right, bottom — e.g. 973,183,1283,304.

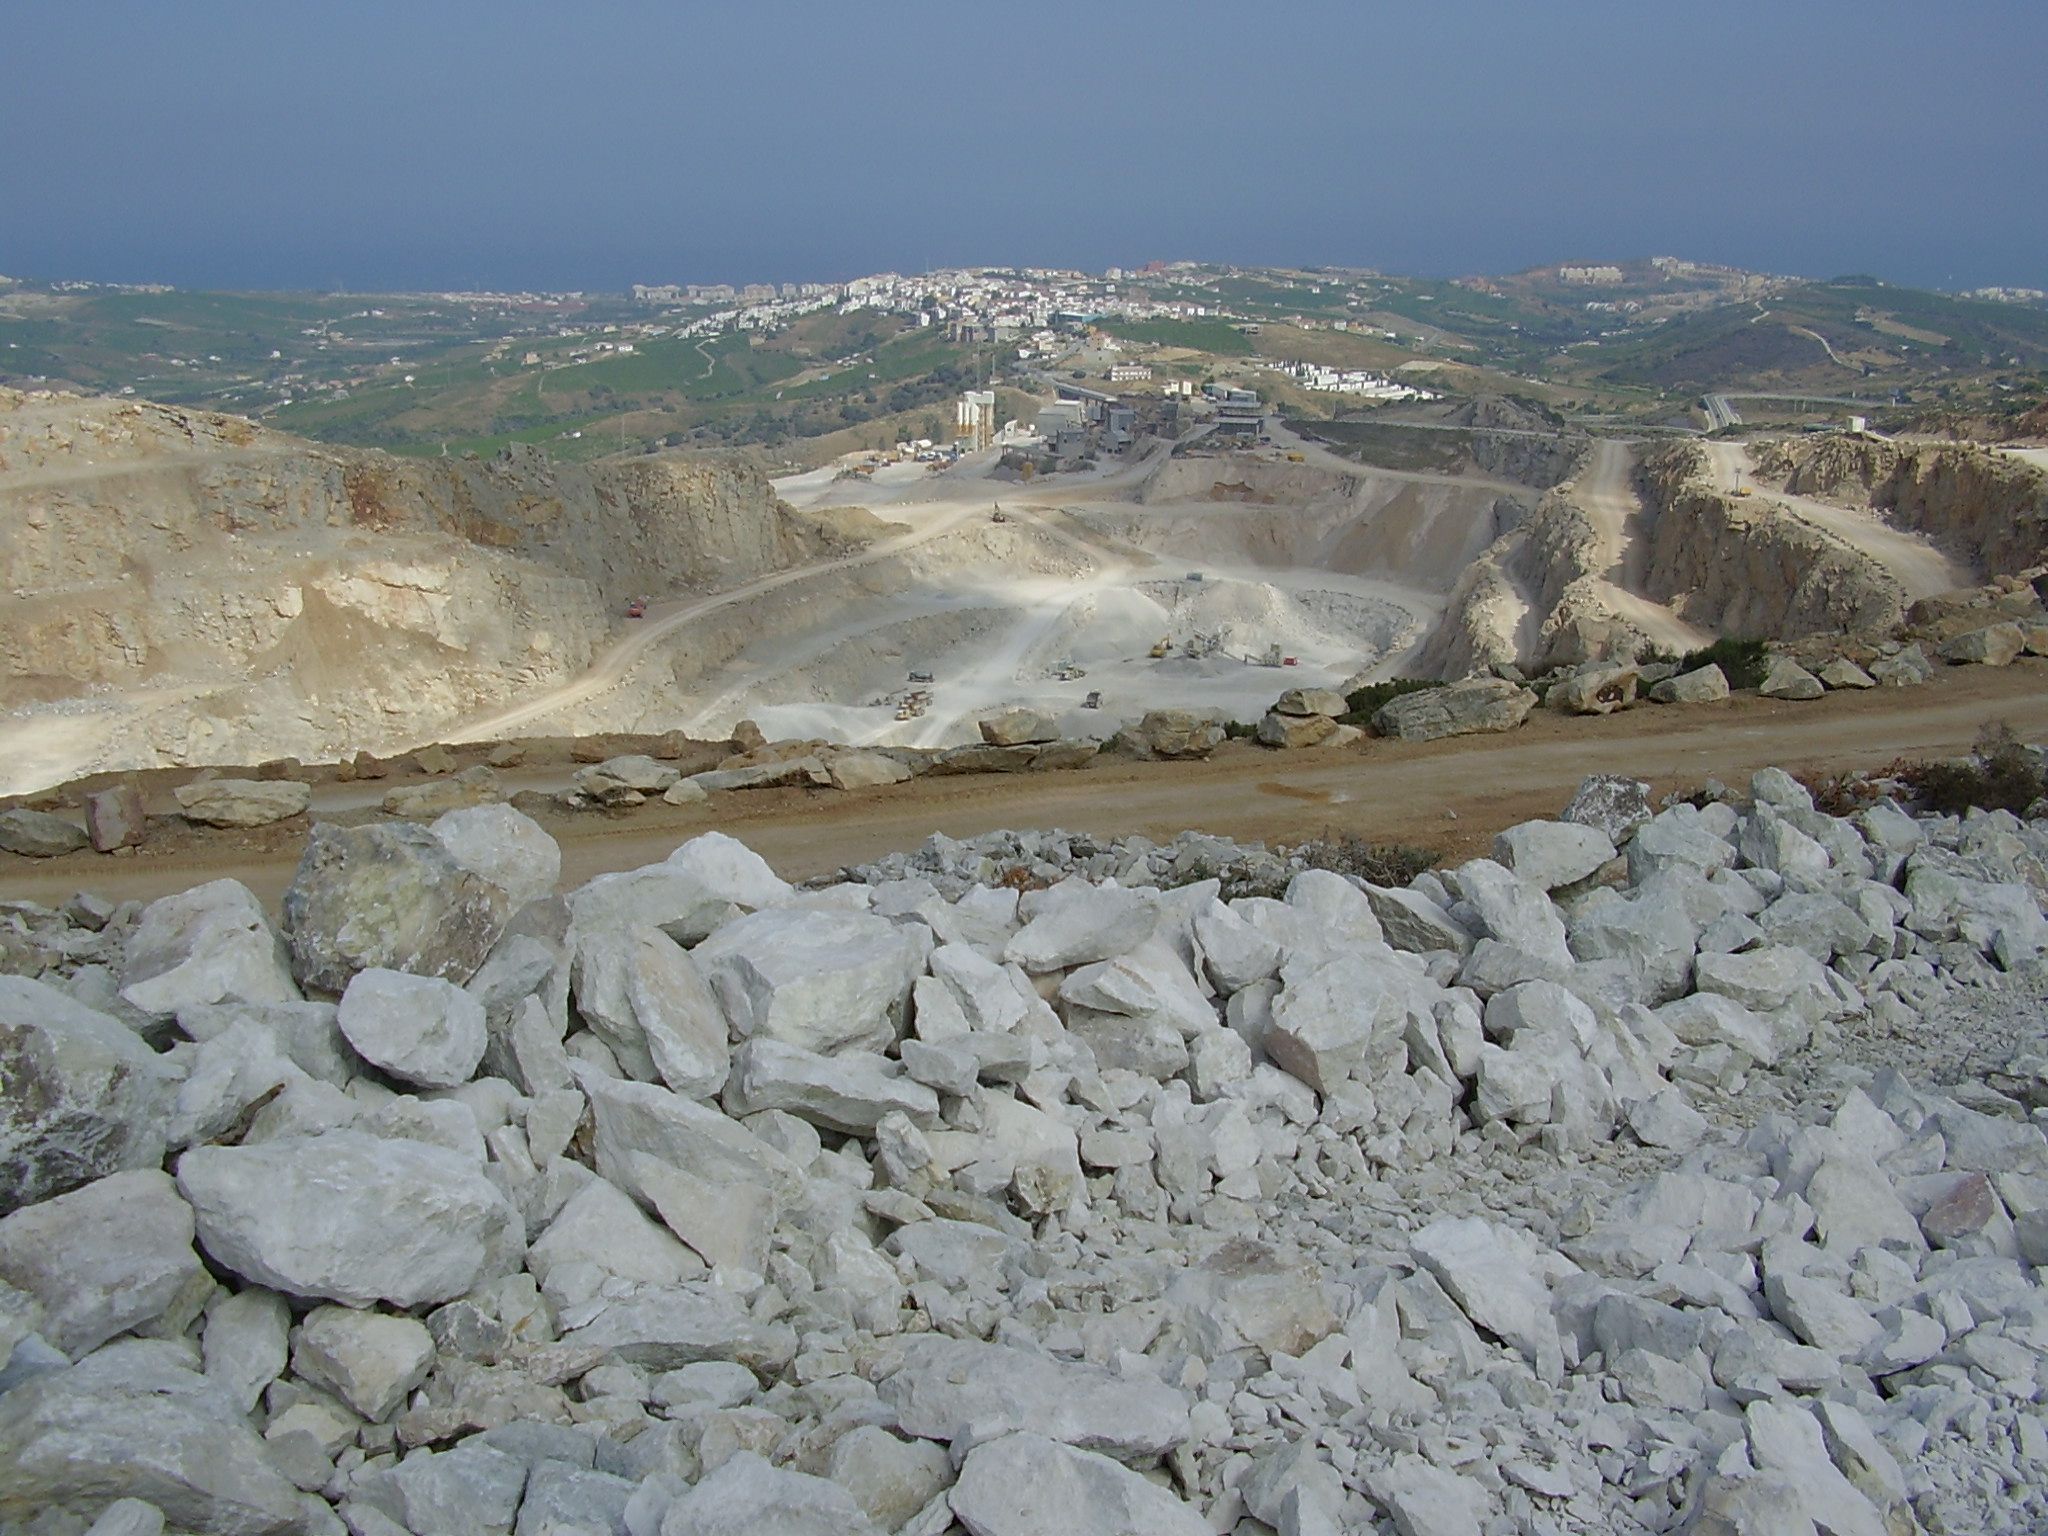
336,967,487,1089
571,926,730,1097
1004,882,1158,972
526,1175,703,1291
658,1450,880,1536
0,1170,203,1357
1445,860,1570,967
694,907,924,1055
0,977,174,1216
0,1341,309,1536
1492,820,1615,892
1410,1216,1564,1382
570,831,793,946
119,879,299,1023
1265,955,1407,1094
428,803,561,909
951,1432,1209,1536
176,1130,521,1308
723,1038,939,1134
289,1305,435,1421
880,1336,1190,1459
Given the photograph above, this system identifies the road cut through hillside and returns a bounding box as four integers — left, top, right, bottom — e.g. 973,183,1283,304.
6,660,2047,914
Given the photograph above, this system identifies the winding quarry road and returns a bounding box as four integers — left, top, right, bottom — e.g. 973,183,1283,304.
1702,443,1972,600
1566,441,1713,653
444,448,1171,744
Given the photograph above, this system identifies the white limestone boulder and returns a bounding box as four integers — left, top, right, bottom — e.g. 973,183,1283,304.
289,1305,435,1421
0,1343,308,1534
119,879,299,1023
0,1170,203,1357
1492,820,1615,892
880,1336,1190,1459
336,967,487,1089
951,1433,1209,1536
658,1450,881,1536
723,1038,940,1134
428,803,561,909
1004,882,1158,972
571,926,730,1097
1410,1216,1564,1382
175,1130,521,1308
695,907,924,1055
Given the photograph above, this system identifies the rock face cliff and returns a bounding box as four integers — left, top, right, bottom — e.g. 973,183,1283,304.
0,391,861,786
1755,436,2048,576
1635,444,1904,638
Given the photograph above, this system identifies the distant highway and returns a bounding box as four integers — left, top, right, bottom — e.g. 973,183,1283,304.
1700,390,1891,432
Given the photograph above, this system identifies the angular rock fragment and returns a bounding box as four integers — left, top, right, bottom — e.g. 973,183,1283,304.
176,1130,520,1307
282,822,514,992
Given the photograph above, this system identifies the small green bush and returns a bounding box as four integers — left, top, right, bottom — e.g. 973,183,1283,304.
1891,721,2045,816
1222,719,1260,740
1340,677,1442,728
1677,637,1769,691
1297,836,1441,887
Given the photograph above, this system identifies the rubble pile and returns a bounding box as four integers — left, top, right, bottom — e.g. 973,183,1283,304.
2,770,2048,1536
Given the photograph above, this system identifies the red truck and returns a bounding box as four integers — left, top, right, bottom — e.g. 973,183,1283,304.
625,599,647,619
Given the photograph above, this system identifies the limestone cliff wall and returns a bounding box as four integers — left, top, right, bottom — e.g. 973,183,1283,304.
1756,436,2048,576
0,392,857,775
1636,444,1904,638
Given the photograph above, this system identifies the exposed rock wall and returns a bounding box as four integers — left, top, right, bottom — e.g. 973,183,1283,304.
0,393,857,778
1757,436,2048,576
1636,444,1905,638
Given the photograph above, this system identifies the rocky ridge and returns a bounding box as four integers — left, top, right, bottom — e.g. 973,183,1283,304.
1755,437,2048,578
0,391,879,784
3,767,2048,1534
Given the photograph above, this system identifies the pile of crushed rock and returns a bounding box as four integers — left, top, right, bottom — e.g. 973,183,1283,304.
2,768,2047,1536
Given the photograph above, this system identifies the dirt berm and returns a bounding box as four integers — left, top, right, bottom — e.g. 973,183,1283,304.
6,660,2046,913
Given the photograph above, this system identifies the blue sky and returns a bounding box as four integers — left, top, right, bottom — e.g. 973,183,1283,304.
3,0,2042,292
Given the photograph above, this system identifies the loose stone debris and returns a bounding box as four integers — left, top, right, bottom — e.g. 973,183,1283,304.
2,771,2048,1536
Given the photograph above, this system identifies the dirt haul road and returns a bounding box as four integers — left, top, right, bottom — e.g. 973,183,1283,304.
1705,442,1973,600
7,662,2047,913
444,446,1177,745
1566,440,1713,654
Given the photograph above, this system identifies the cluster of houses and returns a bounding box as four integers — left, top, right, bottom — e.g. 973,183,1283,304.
1271,360,1437,401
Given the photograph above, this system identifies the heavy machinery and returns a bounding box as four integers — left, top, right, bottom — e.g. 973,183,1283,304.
991,505,1009,524
624,598,647,619
1149,637,1172,659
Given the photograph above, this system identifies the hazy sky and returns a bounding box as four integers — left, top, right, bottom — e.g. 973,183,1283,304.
5,0,2042,293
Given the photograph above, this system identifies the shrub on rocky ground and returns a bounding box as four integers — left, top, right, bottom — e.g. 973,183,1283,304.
1891,721,2047,816
1295,834,1440,888
1340,677,1440,729
1677,636,1770,690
